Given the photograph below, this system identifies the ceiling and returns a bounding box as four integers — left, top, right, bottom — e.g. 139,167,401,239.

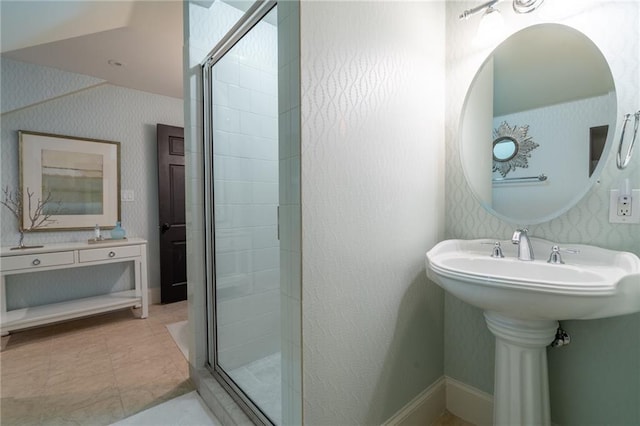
1,1,185,99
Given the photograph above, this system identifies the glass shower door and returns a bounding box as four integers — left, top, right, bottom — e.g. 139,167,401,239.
203,2,282,424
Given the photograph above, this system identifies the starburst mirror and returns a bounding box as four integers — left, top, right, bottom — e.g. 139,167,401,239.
492,121,539,177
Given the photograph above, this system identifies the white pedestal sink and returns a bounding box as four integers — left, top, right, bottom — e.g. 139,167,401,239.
426,238,640,426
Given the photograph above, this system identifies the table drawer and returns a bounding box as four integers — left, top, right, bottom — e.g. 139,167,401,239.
78,245,141,263
1,251,75,272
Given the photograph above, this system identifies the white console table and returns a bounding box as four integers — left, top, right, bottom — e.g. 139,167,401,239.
0,238,148,335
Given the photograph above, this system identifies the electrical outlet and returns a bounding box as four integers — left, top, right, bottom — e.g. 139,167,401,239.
609,189,640,224
618,194,632,216
121,189,135,202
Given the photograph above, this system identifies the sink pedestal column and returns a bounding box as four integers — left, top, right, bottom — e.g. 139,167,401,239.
484,312,558,426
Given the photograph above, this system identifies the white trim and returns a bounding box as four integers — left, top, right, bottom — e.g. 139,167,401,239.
383,376,446,426
445,376,494,426
382,376,495,426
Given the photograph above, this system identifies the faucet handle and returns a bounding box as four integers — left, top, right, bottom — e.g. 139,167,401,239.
481,241,505,258
512,229,523,244
547,245,580,264
547,245,564,264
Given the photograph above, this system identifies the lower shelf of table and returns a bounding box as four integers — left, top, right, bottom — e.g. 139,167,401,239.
1,290,145,334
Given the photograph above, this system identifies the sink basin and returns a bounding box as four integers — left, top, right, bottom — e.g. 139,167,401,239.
426,237,640,425
426,238,640,320
426,237,640,426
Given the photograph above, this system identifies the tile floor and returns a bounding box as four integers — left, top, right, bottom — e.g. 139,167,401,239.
1,299,475,426
111,394,471,426
110,391,220,425
0,301,193,426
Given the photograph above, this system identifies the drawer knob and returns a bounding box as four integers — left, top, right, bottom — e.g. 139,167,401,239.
32,258,41,266
108,251,116,258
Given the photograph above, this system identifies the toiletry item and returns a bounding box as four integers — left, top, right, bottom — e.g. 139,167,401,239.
94,224,102,240
111,221,126,240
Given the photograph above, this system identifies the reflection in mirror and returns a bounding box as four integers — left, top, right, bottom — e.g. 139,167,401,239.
460,24,616,224
492,121,539,177
493,138,517,161
590,125,608,177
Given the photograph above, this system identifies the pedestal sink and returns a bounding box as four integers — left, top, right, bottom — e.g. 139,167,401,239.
426,238,640,426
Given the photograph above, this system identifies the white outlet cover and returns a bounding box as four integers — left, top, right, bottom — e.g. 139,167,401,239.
121,189,135,202
609,189,640,224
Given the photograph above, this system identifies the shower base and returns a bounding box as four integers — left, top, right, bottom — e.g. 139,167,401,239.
229,352,282,425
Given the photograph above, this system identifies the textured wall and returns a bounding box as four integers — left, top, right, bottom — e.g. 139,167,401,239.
1,62,183,304
445,1,640,424
300,2,446,424
1,58,104,114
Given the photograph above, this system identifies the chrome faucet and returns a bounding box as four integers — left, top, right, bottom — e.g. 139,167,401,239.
512,228,534,261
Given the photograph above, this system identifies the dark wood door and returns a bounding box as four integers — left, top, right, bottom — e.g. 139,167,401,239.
157,124,187,303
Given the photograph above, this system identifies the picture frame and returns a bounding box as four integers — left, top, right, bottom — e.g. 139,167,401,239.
19,131,121,231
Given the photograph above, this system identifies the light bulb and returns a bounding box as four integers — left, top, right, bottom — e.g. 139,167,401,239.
474,6,506,47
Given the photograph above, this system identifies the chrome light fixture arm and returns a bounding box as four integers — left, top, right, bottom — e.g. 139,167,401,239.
459,0,545,20
459,0,498,20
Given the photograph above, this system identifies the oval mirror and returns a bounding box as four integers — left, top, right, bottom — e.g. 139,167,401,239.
460,23,617,225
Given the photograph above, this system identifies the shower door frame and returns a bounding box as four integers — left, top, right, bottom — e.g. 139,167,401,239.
202,1,279,424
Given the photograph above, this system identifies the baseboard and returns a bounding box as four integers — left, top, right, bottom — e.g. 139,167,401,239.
148,287,161,305
383,376,446,426
445,376,494,426
382,376,494,426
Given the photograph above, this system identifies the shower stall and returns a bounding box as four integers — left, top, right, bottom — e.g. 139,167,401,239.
202,1,301,424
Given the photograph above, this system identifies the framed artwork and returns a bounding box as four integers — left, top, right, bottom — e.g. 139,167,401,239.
19,131,121,231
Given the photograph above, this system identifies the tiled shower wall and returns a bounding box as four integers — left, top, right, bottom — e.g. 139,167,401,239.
445,1,640,424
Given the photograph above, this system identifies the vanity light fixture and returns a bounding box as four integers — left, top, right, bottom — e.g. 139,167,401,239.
474,5,505,46
459,0,545,20
459,0,499,20
512,0,545,14
459,0,505,46
460,0,544,46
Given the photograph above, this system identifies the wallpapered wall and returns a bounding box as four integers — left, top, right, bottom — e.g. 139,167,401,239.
445,2,640,424
0,59,104,114
1,59,184,305
300,1,446,424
